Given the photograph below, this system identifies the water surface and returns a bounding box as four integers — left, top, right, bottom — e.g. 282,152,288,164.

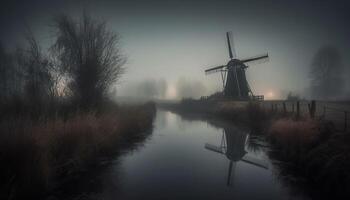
63,110,309,200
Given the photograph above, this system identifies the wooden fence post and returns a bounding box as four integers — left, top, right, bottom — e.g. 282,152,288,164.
275,104,278,112
292,103,295,113
308,100,316,119
296,101,300,120
283,102,287,114
345,111,348,132
323,106,326,118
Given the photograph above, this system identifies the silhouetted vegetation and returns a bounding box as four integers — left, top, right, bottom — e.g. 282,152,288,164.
0,13,156,199
268,119,350,198
0,103,156,199
0,34,57,118
51,14,125,108
286,92,300,101
161,99,350,198
0,13,126,115
160,99,269,129
310,46,345,100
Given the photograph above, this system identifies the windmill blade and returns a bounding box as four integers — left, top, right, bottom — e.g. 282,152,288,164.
205,65,227,74
227,161,235,186
226,31,236,59
241,155,269,169
205,143,225,154
241,54,269,65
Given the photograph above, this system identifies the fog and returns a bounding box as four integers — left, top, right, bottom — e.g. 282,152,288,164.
1,0,350,100
118,77,209,100
118,79,167,99
2,1,350,200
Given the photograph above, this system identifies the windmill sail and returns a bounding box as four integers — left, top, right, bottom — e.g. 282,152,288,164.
226,32,236,59
204,127,269,188
205,65,226,74
204,128,269,170
205,143,224,154
241,155,269,169
241,54,269,65
204,32,269,100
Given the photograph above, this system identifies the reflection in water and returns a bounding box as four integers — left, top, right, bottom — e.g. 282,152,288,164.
52,110,310,200
54,124,154,200
205,126,268,186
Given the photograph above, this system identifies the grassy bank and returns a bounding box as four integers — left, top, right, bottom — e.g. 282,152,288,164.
268,118,350,198
0,102,156,199
160,99,350,198
159,99,269,129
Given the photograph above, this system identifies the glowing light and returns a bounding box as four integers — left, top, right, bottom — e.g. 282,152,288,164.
166,84,177,99
266,91,274,99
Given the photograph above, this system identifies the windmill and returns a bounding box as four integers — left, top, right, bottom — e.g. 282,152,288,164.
205,32,269,100
204,126,268,186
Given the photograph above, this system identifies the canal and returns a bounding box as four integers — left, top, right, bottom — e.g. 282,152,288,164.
60,109,309,200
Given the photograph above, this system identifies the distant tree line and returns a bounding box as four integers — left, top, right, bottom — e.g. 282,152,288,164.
309,45,345,100
176,77,206,99
120,79,168,99
0,13,125,117
286,92,300,101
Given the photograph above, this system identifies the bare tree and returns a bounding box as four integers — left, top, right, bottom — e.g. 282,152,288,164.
16,32,53,107
0,43,25,102
0,42,12,102
309,45,344,100
51,13,126,108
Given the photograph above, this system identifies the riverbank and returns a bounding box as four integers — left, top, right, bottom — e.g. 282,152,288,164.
268,118,350,199
159,99,269,129
0,102,156,199
159,99,350,198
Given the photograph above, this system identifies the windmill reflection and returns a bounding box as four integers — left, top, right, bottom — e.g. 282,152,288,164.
205,126,268,186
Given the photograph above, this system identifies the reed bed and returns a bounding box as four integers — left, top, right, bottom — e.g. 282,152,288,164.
0,103,156,199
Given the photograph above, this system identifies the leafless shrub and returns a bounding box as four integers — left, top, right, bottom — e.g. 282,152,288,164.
51,13,126,108
20,31,53,106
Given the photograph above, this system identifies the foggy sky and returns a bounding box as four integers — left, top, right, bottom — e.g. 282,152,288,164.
1,0,349,99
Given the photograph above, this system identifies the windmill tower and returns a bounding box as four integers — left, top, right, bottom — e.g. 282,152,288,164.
205,32,269,100
205,126,268,186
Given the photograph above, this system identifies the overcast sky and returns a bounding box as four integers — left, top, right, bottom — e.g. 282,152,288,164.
1,0,349,99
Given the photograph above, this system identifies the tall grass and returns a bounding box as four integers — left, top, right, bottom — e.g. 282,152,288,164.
268,118,350,198
0,102,156,199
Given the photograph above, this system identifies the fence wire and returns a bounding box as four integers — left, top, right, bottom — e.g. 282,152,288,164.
260,101,349,132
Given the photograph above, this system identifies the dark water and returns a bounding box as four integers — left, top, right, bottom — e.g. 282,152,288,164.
60,110,309,200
